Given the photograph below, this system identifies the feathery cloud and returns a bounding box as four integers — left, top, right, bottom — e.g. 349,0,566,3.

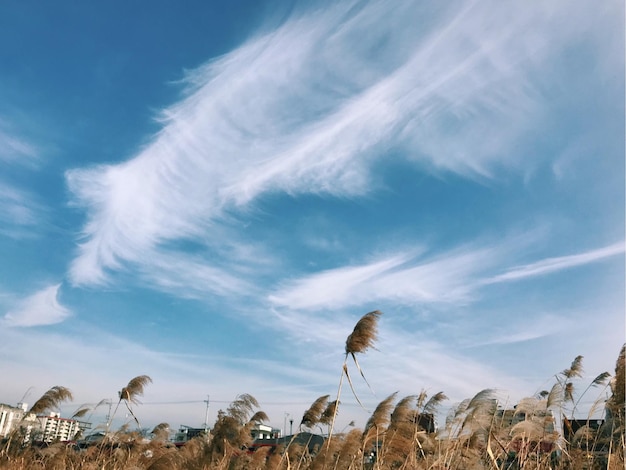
2,284,71,327
269,239,624,311
0,183,40,230
485,242,625,284
0,119,39,164
66,0,616,289
0,119,46,238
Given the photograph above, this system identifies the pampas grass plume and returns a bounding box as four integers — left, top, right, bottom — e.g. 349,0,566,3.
345,310,382,356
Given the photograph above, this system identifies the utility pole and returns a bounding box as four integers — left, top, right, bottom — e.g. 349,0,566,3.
105,400,112,423
203,395,210,431
101,399,113,434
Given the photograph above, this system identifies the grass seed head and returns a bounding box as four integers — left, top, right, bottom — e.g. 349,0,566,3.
345,310,382,355
119,375,152,404
29,386,73,415
364,392,397,434
301,394,330,427
320,400,339,426
561,355,584,379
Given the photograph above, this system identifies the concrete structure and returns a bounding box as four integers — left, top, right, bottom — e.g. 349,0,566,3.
250,423,279,440
0,403,28,438
37,412,82,443
173,424,207,446
248,431,325,454
0,403,39,442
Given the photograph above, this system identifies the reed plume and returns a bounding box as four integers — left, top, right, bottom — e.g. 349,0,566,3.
363,392,397,440
460,389,497,451
383,394,418,467
564,381,575,403
546,382,563,410
227,393,260,424
465,388,496,411
361,392,397,468
367,392,397,430
108,375,152,431
29,386,73,415
422,391,448,415
71,404,91,419
607,344,625,413
119,375,152,404
514,397,546,417
510,419,545,440
209,393,267,463
301,395,329,428
561,355,584,379
333,428,362,470
442,397,470,441
390,395,416,426
249,410,269,424
344,310,382,402
345,310,381,356
151,422,171,441
328,310,383,442
319,400,339,427
612,344,625,406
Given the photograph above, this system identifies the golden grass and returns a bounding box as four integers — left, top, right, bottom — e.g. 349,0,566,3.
345,310,382,356
1,313,623,470
119,375,152,405
301,395,330,429
29,386,73,416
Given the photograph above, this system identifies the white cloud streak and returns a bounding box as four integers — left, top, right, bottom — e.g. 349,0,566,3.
0,119,46,238
485,242,625,284
0,183,39,228
0,119,39,164
138,251,257,299
269,240,624,311
66,0,616,289
2,284,71,327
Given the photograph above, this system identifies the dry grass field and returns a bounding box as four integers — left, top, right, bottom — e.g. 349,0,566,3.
1,312,624,469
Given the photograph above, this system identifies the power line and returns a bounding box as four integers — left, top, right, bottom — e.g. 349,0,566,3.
140,399,361,407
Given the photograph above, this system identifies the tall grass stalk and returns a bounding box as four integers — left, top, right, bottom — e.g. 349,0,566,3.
107,375,152,433
328,311,382,444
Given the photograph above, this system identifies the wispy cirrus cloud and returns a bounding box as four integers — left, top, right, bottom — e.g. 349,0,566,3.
268,240,624,312
0,178,49,239
0,183,40,229
0,118,48,238
267,237,514,312
0,118,39,164
268,252,416,310
66,0,618,289
484,241,625,284
137,251,259,299
2,284,71,327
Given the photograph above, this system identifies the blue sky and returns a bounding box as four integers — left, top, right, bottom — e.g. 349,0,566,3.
0,0,624,433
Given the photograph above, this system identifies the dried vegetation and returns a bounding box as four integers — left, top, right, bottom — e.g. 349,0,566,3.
0,314,623,470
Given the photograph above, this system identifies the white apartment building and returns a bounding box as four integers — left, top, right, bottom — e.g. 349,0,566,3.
0,403,27,438
37,412,81,443
0,403,39,442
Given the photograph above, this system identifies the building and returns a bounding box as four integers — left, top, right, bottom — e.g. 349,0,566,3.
562,416,605,444
173,425,208,446
0,403,35,438
248,431,325,455
250,423,280,440
36,412,82,443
